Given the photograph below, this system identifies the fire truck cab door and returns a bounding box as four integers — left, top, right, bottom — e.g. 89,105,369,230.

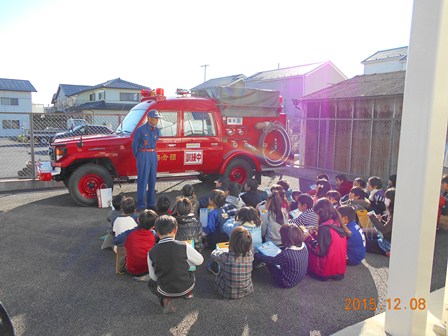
181,111,222,173
156,111,182,173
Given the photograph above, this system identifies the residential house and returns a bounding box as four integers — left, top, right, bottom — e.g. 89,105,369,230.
190,74,246,93
0,78,37,137
51,78,149,129
297,71,406,182
244,61,347,126
362,46,408,74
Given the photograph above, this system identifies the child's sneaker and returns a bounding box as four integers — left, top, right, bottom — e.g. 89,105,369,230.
184,291,194,299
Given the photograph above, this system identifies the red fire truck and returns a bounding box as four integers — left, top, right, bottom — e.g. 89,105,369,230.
36,87,291,206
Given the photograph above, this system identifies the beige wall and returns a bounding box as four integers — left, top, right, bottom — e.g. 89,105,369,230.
303,63,347,96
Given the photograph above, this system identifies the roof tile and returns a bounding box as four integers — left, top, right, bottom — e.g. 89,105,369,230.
299,71,406,101
0,78,37,92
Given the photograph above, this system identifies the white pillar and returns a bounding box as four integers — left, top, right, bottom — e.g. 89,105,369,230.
385,0,448,335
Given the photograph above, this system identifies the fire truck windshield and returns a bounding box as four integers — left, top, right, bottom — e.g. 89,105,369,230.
116,108,147,134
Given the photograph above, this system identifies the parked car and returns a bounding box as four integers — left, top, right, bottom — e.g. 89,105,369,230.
51,125,114,142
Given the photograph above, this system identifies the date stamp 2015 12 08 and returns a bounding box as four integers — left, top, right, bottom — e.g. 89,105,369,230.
344,297,427,311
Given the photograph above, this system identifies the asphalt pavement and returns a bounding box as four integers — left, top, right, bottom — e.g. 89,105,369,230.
1,176,447,336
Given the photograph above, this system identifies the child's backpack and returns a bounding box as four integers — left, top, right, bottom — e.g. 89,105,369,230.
356,209,371,228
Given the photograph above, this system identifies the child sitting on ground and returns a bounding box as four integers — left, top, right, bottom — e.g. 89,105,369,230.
277,180,293,203
147,215,204,313
241,178,262,208
338,205,366,265
290,194,319,228
255,224,308,288
326,190,341,209
107,194,124,227
102,193,125,250
303,198,347,281
113,197,138,237
367,176,386,215
112,196,138,273
156,195,172,216
342,187,371,211
289,190,302,212
211,226,254,299
335,174,353,198
353,178,369,199
204,189,229,247
223,206,262,250
174,197,205,252
314,179,332,202
172,184,200,217
222,182,245,218
115,209,158,277
261,191,289,246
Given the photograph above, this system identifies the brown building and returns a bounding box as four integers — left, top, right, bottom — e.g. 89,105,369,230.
297,71,405,181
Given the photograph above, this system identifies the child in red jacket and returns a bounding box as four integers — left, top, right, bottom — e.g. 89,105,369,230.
124,209,158,276
303,198,347,281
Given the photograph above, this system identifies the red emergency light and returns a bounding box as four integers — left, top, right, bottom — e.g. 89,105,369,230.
140,88,166,102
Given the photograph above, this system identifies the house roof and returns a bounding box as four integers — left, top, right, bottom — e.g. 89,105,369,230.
68,101,136,112
0,78,37,92
245,62,328,82
362,46,408,64
60,84,92,96
299,71,406,101
79,78,149,94
191,74,246,92
59,78,149,97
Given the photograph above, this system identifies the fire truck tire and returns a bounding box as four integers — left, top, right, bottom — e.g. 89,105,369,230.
68,163,113,206
224,159,252,185
259,122,291,167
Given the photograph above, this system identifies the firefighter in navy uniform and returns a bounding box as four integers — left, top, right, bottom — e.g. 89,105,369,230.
132,109,162,211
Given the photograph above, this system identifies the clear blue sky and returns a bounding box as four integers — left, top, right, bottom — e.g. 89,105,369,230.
0,0,414,105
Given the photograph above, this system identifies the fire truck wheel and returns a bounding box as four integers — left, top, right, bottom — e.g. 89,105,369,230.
68,163,113,206
224,159,252,185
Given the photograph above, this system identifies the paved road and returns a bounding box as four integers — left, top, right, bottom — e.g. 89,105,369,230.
1,176,447,336
0,138,48,179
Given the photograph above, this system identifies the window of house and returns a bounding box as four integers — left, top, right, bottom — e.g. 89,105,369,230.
183,112,216,136
120,92,139,101
1,97,19,105
2,120,20,129
89,93,95,101
98,91,105,100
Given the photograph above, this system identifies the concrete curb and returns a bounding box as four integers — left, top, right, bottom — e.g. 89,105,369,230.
0,178,64,193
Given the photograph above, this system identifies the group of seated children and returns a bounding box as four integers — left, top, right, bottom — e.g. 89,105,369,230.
204,174,395,289
105,185,204,276
104,174,396,313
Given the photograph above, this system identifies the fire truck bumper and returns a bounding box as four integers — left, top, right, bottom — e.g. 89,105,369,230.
35,161,61,181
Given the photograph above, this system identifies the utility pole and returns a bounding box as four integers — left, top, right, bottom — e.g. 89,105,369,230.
200,64,209,82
